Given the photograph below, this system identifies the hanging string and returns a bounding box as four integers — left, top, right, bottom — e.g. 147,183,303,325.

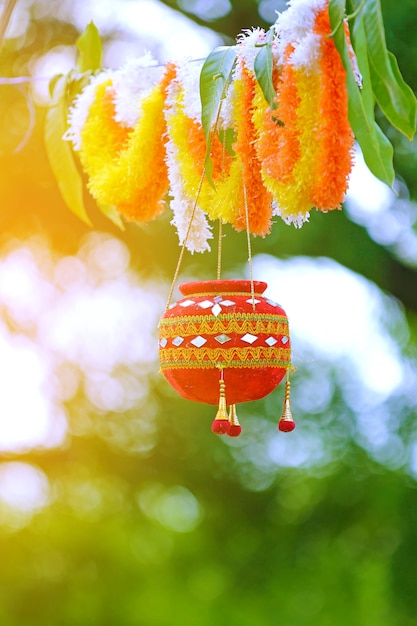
242,178,256,311
166,94,229,308
216,123,229,282
217,219,223,280
165,165,207,310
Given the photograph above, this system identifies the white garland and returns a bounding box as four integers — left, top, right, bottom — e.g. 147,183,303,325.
272,201,310,228
275,0,328,70
64,71,113,150
164,75,213,253
112,53,163,128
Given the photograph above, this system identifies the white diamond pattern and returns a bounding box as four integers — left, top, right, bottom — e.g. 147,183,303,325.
246,298,260,305
159,338,168,348
190,336,207,348
198,300,213,309
211,303,222,317
215,334,231,344
265,337,278,346
172,336,184,346
179,299,195,307
241,333,258,344
281,336,289,344
220,300,236,307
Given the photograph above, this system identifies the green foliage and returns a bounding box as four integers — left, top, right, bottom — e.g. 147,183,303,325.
76,21,102,73
330,0,393,186
96,202,126,230
200,45,237,184
330,0,416,187
44,75,91,226
44,22,126,230
253,27,277,109
357,0,416,140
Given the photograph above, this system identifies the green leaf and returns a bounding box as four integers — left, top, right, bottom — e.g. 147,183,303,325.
66,70,93,101
254,28,277,109
76,21,102,73
352,0,416,140
97,203,125,230
200,46,237,142
368,51,417,141
200,46,237,184
45,76,92,226
48,73,64,98
329,0,346,37
330,1,395,187
218,127,236,157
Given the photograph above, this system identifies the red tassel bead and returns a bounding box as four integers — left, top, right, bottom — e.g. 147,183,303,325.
278,419,296,432
211,419,231,435
228,424,242,437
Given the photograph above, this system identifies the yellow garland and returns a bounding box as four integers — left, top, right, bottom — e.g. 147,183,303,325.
253,70,321,220
167,88,239,224
252,83,281,201
277,69,321,219
79,80,129,185
167,99,213,215
207,77,246,225
209,158,242,224
79,72,171,222
231,68,272,235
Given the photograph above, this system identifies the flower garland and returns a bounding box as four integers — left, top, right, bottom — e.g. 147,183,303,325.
253,1,354,226
66,0,357,251
164,62,214,253
310,9,355,210
230,63,273,236
74,58,175,223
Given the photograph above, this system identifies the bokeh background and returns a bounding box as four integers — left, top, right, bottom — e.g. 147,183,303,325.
1,0,417,624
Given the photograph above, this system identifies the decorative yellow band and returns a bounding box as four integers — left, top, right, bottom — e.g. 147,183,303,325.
160,346,291,369
159,313,289,339
175,291,266,299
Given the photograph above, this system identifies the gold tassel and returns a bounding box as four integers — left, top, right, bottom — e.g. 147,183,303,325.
278,377,296,432
211,375,231,435
228,404,242,437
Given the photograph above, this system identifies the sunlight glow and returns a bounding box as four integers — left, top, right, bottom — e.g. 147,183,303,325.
254,255,406,397
346,146,417,266
0,327,66,451
0,233,164,452
0,462,51,530
347,147,395,216
58,0,222,64
0,462,50,512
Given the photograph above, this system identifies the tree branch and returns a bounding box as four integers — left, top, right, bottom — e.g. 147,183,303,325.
0,0,18,53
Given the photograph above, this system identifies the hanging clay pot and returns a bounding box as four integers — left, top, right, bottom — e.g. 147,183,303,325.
159,279,295,435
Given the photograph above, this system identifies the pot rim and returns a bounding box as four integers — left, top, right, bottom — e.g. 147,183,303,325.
179,279,268,296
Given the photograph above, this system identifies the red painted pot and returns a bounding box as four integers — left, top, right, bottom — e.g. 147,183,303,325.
159,280,291,405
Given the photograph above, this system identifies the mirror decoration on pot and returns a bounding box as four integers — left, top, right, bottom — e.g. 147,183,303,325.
159,280,294,435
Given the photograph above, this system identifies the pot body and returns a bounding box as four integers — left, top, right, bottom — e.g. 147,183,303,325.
159,280,291,405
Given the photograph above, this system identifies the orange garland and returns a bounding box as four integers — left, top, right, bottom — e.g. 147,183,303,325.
310,8,354,211
232,65,273,236
256,46,301,185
